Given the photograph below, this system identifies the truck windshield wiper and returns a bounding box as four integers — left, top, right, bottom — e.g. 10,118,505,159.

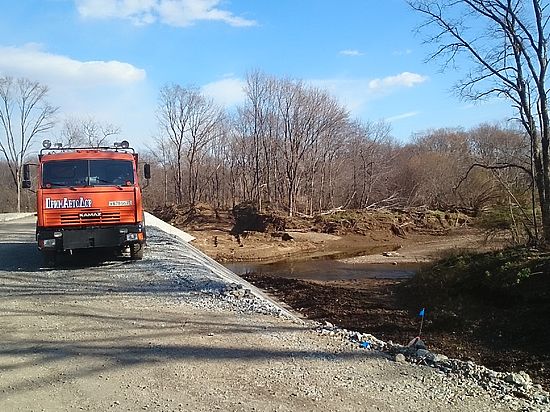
94,179,124,190
44,182,77,191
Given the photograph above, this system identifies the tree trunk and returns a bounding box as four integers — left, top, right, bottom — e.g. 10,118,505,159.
16,182,21,213
16,169,21,213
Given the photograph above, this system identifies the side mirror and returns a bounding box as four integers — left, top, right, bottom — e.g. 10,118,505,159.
144,163,151,180
23,164,30,180
22,164,31,189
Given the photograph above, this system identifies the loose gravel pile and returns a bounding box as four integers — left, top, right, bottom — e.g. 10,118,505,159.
314,323,550,411
111,227,289,317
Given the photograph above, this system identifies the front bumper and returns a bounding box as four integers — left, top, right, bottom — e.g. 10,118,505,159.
37,223,146,251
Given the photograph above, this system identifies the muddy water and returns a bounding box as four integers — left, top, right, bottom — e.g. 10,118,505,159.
225,259,421,281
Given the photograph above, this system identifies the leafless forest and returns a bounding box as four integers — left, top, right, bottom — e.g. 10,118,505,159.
146,72,530,219
0,71,531,228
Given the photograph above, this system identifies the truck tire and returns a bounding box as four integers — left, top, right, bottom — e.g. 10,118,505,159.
130,243,144,260
42,251,57,267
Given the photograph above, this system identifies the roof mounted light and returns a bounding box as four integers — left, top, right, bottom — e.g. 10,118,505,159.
120,140,130,149
54,142,63,149
42,139,51,149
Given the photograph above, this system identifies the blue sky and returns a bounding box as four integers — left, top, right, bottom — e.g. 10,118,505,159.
0,0,515,147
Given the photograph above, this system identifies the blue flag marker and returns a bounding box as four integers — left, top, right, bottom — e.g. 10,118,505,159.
418,308,426,337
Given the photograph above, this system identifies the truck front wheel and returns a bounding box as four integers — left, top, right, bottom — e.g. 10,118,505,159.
130,243,144,260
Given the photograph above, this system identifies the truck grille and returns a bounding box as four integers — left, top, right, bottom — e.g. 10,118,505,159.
60,209,121,225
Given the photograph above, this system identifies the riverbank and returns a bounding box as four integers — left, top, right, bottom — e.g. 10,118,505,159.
188,221,550,389
188,227,500,265
156,203,488,264
158,205,549,388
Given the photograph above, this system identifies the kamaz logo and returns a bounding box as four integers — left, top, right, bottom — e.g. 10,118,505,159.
79,212,101,218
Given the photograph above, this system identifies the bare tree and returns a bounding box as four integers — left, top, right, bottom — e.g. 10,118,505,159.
409,0,550,243
274,80,348,216
186,98,224,207
157,84,192,204
343,120,396,209
60,116,120,147
157,84,224,206
59,117,83,147
144,69,530,219
242,70,275,208
0,77,57,212
147,134,175,205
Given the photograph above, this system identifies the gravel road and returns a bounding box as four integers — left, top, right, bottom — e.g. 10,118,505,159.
0,216,547,411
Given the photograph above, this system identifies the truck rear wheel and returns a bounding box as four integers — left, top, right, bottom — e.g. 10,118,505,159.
130,243,143,260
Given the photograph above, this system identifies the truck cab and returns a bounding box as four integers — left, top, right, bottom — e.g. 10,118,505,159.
24,140,150,264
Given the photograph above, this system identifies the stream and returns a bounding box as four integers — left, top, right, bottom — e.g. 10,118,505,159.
225,259,422,281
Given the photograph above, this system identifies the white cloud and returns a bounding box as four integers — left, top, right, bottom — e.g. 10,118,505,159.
310,72,428,115
0,44,154,147
339,49,364,56
76,0,257,27
201,77,246,107
0,44,146,86
385,111,420,122
368,72,427,92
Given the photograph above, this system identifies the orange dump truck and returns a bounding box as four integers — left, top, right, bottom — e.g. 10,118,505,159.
23,140,151,264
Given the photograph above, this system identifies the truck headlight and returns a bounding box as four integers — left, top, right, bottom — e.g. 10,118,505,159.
126,233,138,241
43,239,56,247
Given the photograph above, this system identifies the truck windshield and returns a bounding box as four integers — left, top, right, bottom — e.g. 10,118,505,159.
42,160,135,188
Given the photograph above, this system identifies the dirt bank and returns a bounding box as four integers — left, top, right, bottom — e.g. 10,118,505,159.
189,227,500,265
154,203,489,264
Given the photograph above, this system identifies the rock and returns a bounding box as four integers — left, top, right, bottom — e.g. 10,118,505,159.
534,393,550,404
407,337,426,350
351,331,362,341
395,353,406,363
310,314,549,410
382,251,400,257
415,339,426,350
504,372,531,387
431,353,448,363
518,371,532,385
281,232,293,241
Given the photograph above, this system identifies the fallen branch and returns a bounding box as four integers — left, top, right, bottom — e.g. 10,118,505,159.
320,206,344,216
455,163,532,191
365,193,400,210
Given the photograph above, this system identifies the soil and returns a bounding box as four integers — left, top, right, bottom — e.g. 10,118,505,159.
152,204,548,389
157,203,495,264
